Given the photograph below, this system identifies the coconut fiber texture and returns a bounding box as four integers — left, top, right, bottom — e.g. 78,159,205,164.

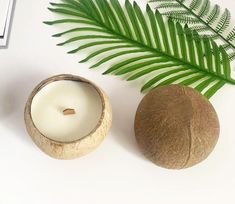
135,85,220,169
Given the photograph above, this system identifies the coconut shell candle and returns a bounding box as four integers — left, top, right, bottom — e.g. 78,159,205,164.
135,85,219,169
25,74,112,159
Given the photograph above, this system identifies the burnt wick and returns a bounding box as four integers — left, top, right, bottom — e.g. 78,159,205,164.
63,108,76,115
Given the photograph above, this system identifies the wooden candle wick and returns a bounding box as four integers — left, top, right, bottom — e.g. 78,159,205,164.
63,108,76,115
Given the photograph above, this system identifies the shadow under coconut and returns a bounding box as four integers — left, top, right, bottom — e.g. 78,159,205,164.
0,71,48,146
108,84,145,159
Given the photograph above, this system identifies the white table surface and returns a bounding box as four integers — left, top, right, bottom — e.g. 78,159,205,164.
0,0,235,203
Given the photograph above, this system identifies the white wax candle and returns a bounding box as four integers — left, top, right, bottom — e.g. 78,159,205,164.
31,80,102,142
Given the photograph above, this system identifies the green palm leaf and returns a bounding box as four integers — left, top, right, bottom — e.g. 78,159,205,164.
45,0,235,98
150,0,235,61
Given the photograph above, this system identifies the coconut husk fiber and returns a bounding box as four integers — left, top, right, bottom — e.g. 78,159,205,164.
135,85,219,169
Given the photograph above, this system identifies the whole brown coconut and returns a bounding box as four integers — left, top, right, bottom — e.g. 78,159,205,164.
135,85,220,169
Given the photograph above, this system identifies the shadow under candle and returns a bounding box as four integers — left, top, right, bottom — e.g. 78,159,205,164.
0,72,48,146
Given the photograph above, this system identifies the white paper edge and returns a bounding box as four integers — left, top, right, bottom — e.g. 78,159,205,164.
0,0,15,47
0,0,10,36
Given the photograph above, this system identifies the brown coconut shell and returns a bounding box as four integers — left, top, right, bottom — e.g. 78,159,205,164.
24,74,112,160
135,85,219,169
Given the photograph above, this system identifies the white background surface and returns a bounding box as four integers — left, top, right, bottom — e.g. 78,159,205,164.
0,0,235,203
